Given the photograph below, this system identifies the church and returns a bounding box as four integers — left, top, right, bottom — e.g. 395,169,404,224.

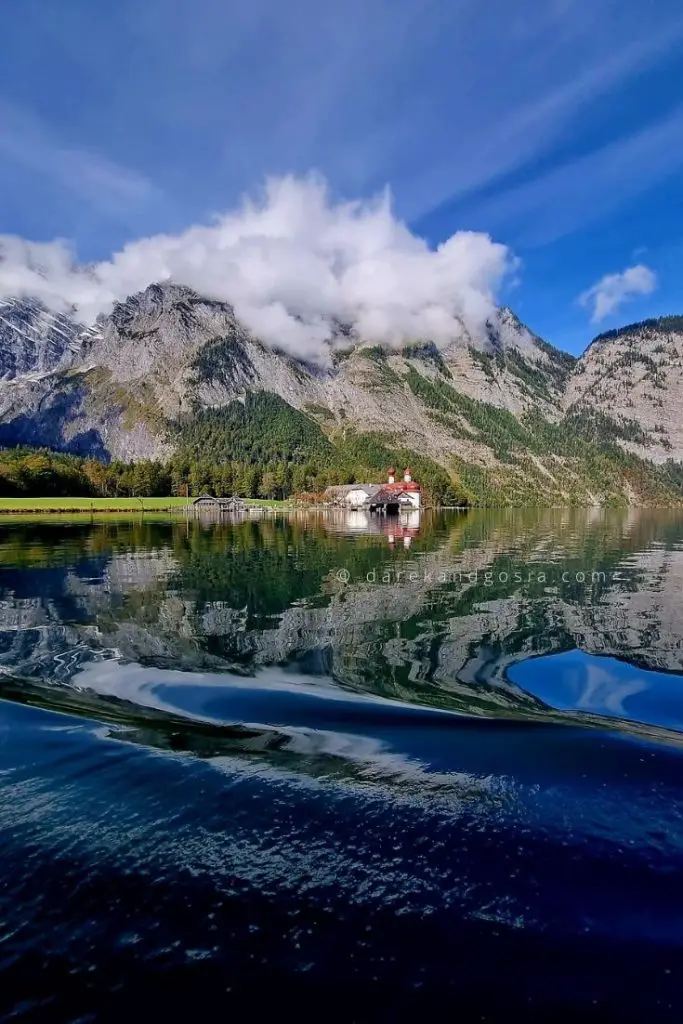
323,468,421,512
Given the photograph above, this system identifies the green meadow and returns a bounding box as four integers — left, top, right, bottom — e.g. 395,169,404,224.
0,496,190,514
0,496,295,515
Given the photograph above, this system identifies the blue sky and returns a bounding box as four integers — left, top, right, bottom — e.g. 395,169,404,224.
0,0,682,355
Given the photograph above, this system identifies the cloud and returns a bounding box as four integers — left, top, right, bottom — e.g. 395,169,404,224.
455,103,683,247
0,100,158,216
401,14,683,222
0,174,516,363
578,264,658,323
7,0,682,251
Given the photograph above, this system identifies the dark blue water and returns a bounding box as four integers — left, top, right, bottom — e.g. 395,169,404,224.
2,509,683,1020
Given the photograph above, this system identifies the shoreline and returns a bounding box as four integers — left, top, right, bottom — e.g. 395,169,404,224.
0,499,679,516
0,498,290,515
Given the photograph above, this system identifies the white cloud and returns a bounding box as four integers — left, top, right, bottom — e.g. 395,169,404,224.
0,175,516,363
578,264,658,323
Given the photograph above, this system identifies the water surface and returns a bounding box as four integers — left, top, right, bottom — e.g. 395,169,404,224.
2,507,683,1020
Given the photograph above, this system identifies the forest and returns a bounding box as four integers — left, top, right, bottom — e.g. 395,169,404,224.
0,393,461,505
3,387,682,508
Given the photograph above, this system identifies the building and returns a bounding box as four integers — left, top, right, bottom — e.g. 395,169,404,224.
323,469,421,512
322,484,383,509
369,467,421,512
191,494,251,512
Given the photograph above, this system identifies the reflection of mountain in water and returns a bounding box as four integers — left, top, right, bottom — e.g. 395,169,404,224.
1,509,683,722
5,510,683,1024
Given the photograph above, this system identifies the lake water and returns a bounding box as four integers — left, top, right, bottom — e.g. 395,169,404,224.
2,507,683,1020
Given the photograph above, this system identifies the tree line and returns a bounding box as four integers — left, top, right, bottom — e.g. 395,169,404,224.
0,390,465,503
0,445,461,505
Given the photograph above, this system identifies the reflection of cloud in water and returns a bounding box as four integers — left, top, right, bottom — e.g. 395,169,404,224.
75,659,441,712
569,660,647,716
509,650,683,733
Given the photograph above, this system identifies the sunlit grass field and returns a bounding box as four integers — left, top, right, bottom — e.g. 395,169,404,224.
0,496,189,513
0,496,293,514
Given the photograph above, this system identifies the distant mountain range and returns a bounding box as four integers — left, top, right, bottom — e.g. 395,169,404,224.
0,283,682,505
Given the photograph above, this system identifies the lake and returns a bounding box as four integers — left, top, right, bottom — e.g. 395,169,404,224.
2,506,683,1020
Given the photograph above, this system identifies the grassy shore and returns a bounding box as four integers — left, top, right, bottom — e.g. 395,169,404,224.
0,496,292,515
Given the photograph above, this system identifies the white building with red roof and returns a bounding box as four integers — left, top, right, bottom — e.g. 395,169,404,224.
323,468,422,511
369,467,422,511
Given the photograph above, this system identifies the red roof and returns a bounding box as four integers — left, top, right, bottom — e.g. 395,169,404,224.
383,481,420,492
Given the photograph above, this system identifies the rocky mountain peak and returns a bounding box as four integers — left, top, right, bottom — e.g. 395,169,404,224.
0,296,87,379
0,281,682,505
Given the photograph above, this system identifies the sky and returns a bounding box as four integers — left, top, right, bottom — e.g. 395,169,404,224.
0,0,682,356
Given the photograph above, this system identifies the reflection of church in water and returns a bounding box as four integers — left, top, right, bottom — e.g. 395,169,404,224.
382,511,421,549
322,467,423,546
327,508,421,548
324,507,421,548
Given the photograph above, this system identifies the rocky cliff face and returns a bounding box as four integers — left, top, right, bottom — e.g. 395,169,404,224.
0,283,680,502
565,316,683,463
0,283,573,460
0,297,88,379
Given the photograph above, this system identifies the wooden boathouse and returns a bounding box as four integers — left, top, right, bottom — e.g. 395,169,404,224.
189,495,267,515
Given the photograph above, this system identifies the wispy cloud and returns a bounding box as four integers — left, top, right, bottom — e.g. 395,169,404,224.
0,101,158,216
3,0,683,239
578,264,658,323
459,103,683,246
399,13,683,221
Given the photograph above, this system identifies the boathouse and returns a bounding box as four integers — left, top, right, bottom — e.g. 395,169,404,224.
192,494,250,511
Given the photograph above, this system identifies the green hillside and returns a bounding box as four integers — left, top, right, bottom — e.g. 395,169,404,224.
172,392,460,504
402,368,681,506
3,377,683,507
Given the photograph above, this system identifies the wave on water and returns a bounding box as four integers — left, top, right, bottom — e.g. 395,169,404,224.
4,512,683,1017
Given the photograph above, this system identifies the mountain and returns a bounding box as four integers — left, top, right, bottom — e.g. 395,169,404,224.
565,316,683,463
0,282,680,506
0,296,89,378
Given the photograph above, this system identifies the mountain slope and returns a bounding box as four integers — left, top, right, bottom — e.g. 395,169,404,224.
0,283,680,506
0,284,572,460
565,316,683,463
0,296,91,378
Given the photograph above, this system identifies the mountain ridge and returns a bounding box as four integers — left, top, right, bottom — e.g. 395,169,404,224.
0,283,681,506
